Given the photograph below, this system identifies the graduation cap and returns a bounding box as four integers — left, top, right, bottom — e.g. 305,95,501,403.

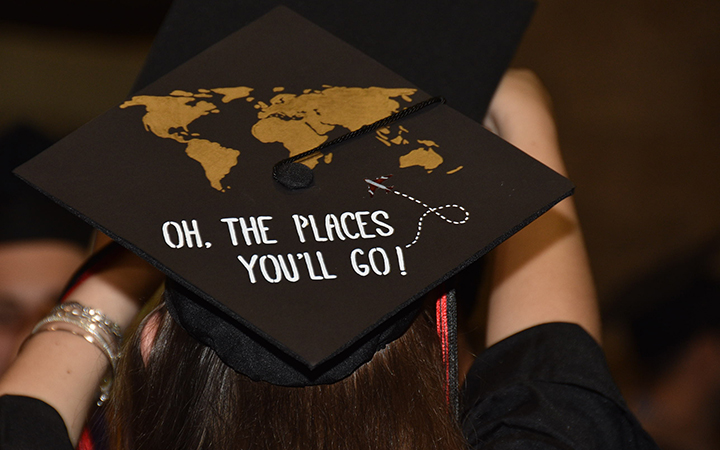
13,6,571,386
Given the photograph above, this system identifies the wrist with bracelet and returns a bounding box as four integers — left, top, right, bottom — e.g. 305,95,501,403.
29,301,123,406
18,242,156,407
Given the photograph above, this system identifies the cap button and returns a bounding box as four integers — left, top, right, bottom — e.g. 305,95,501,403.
274,162,314,190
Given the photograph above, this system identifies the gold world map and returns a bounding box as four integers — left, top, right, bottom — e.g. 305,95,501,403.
121,86,462,192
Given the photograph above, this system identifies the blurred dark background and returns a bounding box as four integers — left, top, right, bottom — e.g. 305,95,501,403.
2,0,717,304
2,1,719,448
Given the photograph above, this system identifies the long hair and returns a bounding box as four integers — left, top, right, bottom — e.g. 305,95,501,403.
108,295,467,450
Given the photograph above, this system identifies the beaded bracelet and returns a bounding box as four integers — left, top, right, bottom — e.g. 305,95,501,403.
30,302,123,406
41,301,122,342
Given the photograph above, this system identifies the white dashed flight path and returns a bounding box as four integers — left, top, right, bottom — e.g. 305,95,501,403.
364,177,470,248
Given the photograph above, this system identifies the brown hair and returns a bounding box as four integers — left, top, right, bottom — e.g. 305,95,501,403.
108,297,467,450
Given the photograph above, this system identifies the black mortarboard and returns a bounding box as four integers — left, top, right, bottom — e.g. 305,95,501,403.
14,6,571,386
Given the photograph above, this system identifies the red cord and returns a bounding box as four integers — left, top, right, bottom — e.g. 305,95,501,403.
60,270,93,302
77,427,95,450
436,293,450,406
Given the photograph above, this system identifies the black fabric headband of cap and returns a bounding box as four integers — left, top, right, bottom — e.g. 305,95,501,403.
164,277,424,386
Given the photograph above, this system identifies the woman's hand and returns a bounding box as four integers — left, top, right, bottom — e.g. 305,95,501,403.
482,69,601,346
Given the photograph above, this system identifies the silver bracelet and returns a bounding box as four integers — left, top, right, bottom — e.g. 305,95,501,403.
39,301,122,342
30,302,123,406
33,302,122,360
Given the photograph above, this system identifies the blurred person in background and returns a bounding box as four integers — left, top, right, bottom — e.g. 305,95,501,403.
0,124,93,376
604,235,720,450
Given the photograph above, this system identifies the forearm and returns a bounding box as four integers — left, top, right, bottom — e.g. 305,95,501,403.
483,70,601,347
0,244,163,444
485,199,600,346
